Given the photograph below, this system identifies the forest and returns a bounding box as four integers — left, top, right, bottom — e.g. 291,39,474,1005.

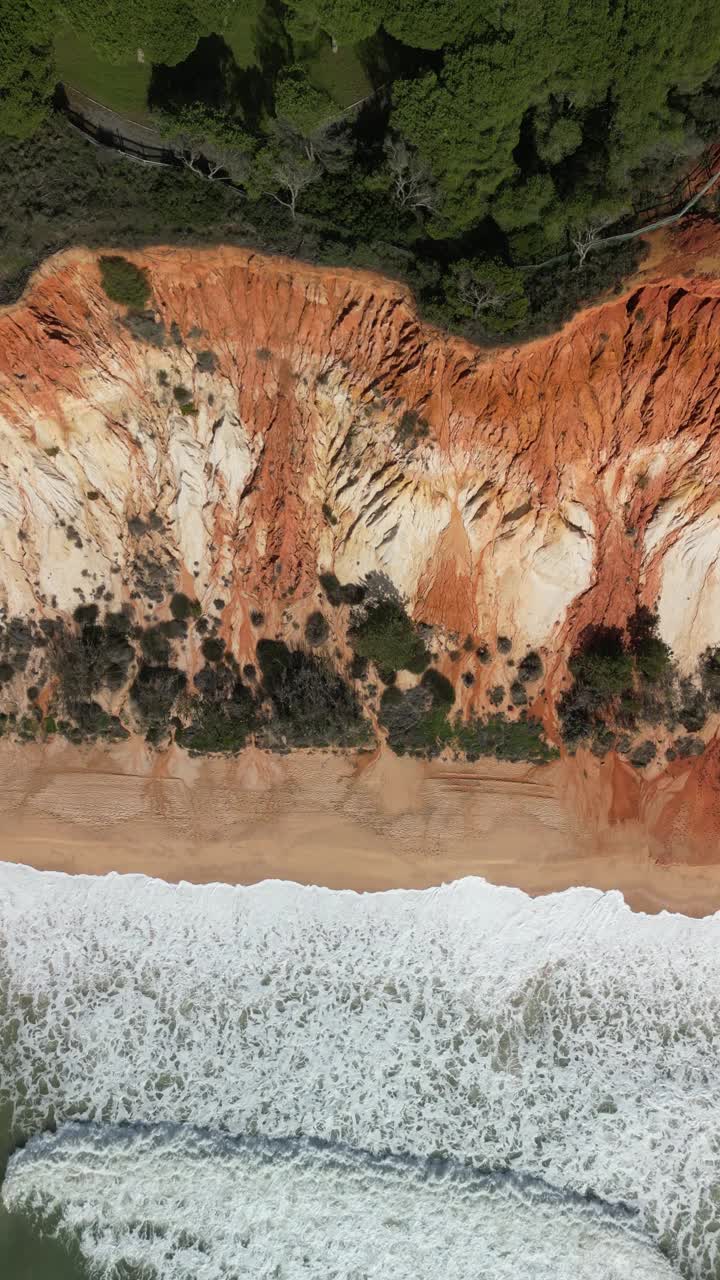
3,0,720,337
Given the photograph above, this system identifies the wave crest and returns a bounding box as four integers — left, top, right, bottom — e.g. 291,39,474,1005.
4,1124,680,1280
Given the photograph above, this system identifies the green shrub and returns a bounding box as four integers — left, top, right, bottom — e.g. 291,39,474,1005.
518,650,543,682
179,666,257,754
350,599,428,673
629,739,657,768
305,611,330,647
129,664,186,738
99,255,150,308
700,647,720,708
170,592,199,621
140,626,171,664
456,713,558,764
257,640,371,749
201,636,225,662
50,614,135,708
196,349,217,373
627,608,672,683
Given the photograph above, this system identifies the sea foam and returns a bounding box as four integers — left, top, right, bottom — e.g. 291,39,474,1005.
1,863,720,1277
3,1125,679,1279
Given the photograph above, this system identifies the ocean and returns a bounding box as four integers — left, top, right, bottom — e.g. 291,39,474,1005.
0,862,718,1279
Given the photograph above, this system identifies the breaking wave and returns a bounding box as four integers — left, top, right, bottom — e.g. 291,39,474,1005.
3,1125,679,1279
1,863,720,1277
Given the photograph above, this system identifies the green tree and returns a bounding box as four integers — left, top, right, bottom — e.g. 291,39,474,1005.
157,102,254,183
381,0,500,51
0,2,56,139
284,0,381,47
445,260,529,334
62,0,202,67
274,65,335,135
250,136,322,218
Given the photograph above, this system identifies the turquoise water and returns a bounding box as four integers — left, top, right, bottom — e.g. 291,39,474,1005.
1,864,718,1278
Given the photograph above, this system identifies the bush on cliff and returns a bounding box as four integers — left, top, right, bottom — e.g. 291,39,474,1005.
257,639,372,749
178,664,258,753
456,713,558,764
379,667,455,756
349,600,429,674
99,255,151,308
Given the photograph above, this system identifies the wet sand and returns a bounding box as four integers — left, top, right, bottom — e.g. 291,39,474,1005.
1,739,720,916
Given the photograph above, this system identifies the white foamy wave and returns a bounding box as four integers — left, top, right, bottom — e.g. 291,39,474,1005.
4,1124,680,1280
1,864,720,1277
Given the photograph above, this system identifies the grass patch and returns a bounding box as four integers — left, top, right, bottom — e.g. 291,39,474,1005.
99,255,151,308
302,39,372,109
54,27,151,121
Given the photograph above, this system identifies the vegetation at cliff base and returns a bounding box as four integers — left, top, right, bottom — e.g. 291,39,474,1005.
350,599,428,673
3,0,720,333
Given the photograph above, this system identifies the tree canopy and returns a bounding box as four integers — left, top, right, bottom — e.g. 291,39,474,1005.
2,0,720,342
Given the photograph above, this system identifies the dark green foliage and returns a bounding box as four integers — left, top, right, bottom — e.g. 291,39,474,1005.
627,607,672,683
50,613,136,709
99,255,151,308
350,599,428,673
73,603,99,626
559,627,632,745
569,628,633,700
170,592,200,620
560,614,681,748
349,653,368,680
476,645,491,664
629,739,657,768
179,662,257,753
250,609,265,626
140,626,171,664
421,667,455,706
377,666,456,756
379,683,451,757
130,663,186,739
305,611,329,646
196,348,217,372
674,734,705,757
456,713,558,764
489,685,505,706
700,646,720,709
71,700,129,741
257,638,371,748
201,636,225,662
510,680,527,706
518,650,543,683
497,635,512,654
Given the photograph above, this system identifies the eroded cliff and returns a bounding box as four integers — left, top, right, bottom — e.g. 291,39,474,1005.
1,224,720,861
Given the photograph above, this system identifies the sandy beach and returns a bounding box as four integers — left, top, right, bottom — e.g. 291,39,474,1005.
1,739,719,916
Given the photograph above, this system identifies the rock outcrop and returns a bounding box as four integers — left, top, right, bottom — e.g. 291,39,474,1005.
2,222,720,863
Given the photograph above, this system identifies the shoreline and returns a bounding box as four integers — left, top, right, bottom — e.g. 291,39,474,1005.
2,740,720,917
